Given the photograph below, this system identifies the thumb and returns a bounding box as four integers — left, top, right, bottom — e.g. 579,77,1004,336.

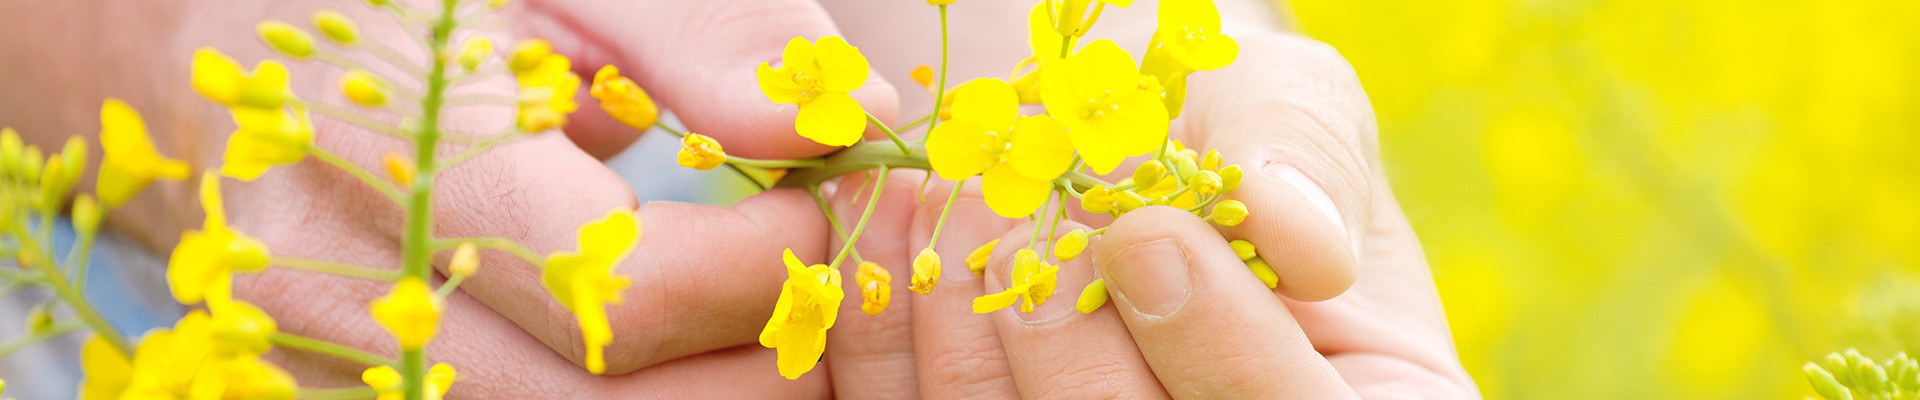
1094,206,1357,399
517,0,901,159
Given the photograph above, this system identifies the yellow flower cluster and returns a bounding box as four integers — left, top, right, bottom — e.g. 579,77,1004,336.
168,173,271,307
760,249,844,380
542,209,640,375
192,49,315,181
81,304,296,400
510,39,582,133
757,37,873,146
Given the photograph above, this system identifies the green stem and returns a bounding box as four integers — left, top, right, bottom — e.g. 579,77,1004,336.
808,185,863,265
434,272,469,298
434,237,545,266
725,156,826,169
829,167,890,269
399,0,459,398
22,238,132,356
0,319,83,359
774,142,930,189
929,4,951,134
896,113,934,134
307,144,406,204
271,332,398,367
272,256,403,282
866,111,913,155
68,231,95,292
926,184,963,249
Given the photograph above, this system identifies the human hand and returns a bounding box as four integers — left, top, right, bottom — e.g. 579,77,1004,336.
0,0,906,397
803,1,1477,397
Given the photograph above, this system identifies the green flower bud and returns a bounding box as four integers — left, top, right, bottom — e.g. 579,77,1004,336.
26,303,53,334
73,194,102,239
1201,149,1223,171
1806,362,1854,400
1075,279,1108,314
1191,170,1222,196
258,21,315,58
1054,229,1089,262
313,10,359,44
1218,164,1244,193
1131,160,1165,189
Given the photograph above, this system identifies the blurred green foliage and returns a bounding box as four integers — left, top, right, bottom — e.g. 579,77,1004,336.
1286,0,1920,397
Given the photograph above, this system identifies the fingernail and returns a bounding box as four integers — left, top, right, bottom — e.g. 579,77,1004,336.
1101,238,1191,318
1270,165,1357,259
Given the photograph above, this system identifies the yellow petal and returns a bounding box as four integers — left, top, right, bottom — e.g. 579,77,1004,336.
981,164,1053,218
191,48,247,106
80,335,132,400
1006,115,1075,180
778,37,816,76
97,99,189,207
972,289,1023,313
795,92,866,146
925,119,996,180
812,36,870,93
773,317,828,379
948,78,1019,130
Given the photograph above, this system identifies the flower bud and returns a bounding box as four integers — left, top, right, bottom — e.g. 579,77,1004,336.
1246,257,1278,289
1131,160,1165,189
312,10,359,44
21,147,42,184
1115,191,1150,213
1172,150,1199,179
1805,362,1854,400
210,301,280,356
1229,240,1257,261
590,66,660,130
26,303,53,334
450,242,480,277
508,39,552,74
459,37,493,72
60,136,87,179
38,155,68,210
257,21,315,58
966,239,998,276
72,194,102,238
1054,229,1088,262
1218,164,1243,192
677,133,727,171
1201,149,1223,171
1211,200,1248,226
857,261,892,315
1080,186,1117,214
1075,279,1108,314
340,70,389,107
1191,170,1222,196
910,248,940,295
911,64,936,93
382,152,415,185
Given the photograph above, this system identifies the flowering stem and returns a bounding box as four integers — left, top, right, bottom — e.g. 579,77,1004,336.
306,144,407,203
272,256,403,282
270,332,397,367
726,156,825,169
829,167,890,269
434,272,469,298
397,0,461,398
68,230,96,292
808,185,863,265
306,99,410,140
17,230,132,356
929,4,950,134
774,142,929,189
866,111,914,155
926,183,963,249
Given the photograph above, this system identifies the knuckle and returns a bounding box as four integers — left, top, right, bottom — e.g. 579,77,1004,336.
1025,353,1160,400
920,336,1014,396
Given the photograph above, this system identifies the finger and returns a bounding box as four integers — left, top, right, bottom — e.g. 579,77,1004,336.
518,0,902,159
1094,206,1356,399
419,134,829,375
238,258,828,399
983,220,1167,400
1186,33,1378,301
822,169,923,398
907,179,1020,399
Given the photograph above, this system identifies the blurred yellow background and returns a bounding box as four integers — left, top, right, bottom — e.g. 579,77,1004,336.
1284,0,1920,397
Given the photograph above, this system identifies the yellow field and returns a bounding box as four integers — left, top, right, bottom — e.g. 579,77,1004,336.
1287,0,1920,397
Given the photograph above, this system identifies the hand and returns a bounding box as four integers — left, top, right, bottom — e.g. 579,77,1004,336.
0,0,902,397
808,1,1476,397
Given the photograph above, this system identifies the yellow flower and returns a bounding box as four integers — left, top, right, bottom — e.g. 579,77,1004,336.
927,78,1075,217
118,311,298,400
757,36,871,147
590,66,660,131
191,47,292,110
363,363,456,400
371,277,441,351
168,172,271,306
221,106,314,181
1040,40,1169,174
96,99,189,208
856,261,891,316
676,133,726,170
515,52,581,132
973,249,1060,314
1142,0,1237,118
80,335,132,400
966,239,998,276
543,209,639,374
760,248,844,379
910,247,940,295
207,300,279,357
